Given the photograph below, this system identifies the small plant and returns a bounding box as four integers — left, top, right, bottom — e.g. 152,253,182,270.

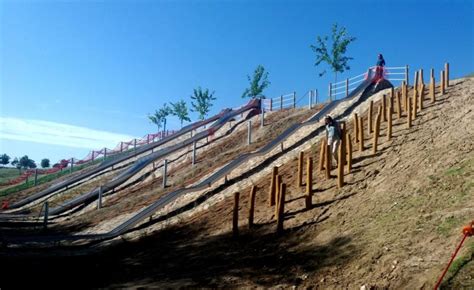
241,65,270,99
191,87,216,120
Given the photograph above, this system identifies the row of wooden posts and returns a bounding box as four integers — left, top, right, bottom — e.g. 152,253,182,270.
230,64,449,236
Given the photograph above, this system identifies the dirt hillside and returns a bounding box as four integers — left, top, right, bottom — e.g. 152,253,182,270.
1,77,473,289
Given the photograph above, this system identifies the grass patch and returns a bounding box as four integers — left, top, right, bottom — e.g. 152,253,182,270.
437,216,464,237
0,167,21,183
0,160,102,197
442,241,474,287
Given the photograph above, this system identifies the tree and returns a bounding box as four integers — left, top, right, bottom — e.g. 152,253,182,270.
191,87,216,121
148,110,163,132
310,23,356,96
19,155,36,170
241,65,270,99
171,100,191,128
0,154,10,166
41,158,50,168
158,103,173,135
11,157,21,174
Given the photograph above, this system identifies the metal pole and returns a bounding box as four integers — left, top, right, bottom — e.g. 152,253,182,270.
133,139,137,155
329,83,332,101
103,148,107,160
308,90,312,109
192,141,197,165
293,92,296,108
405,65,409,86
346,78,349,97
43,201,49,229
280,95,283,110
34,169,38,186
120,142,123,152
247,120,252,145
97,186,103,209
70,158,74,174
315,89,318,104
162,159,168,188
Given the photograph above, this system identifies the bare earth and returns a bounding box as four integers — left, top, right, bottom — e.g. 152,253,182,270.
1,77,473,289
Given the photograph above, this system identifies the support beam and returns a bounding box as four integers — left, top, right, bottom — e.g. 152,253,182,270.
233,192,240,237
358,116,365,152
445,62,450,87
269,167,278,206
346,133,352,173
305,157,313,209
353,113,359,143
297,151,304,187
387,105,392,141
396,90,402,119
248,186,257,229
319,138,327,171
337,143,344,189
162,159,168,188
97,186,103,209
369,100,374,133
276,183,286,234
247,120,252,145
373,112,381,155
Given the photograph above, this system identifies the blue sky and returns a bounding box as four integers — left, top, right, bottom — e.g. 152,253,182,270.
0,0,472,165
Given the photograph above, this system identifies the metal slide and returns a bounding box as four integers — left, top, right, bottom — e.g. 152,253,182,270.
2,69,382,244
5,100,261,211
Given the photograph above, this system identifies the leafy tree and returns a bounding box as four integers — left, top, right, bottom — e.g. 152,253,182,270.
148,110,163,132
310,23,356,97
41,158,50,168
191,87,216,120
171,100,191,128
158,103,173,134
19,155,36,170
11,157,21,174
0,154,10,166
241,65,270,99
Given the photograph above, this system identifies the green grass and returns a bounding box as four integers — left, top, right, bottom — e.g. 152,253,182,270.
442,241,474,287
437,216,464,237
0,167,22,183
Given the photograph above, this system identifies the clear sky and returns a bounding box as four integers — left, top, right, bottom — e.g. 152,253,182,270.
1,0,472,165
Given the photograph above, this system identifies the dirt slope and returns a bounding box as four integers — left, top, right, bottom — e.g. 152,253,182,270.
1,77,473,288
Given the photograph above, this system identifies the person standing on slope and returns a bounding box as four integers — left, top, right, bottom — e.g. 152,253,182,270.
375,53,386,81
324,115,342,169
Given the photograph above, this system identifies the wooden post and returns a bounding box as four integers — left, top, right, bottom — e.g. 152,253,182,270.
419,69,424,85
403,87,408,113
445,62,449,87
358,116,365,152
412,88,418,120
407,98,412,129
419,83,424,111
276,183,286,234
353,113,359,143
297,151,304,187
414,70,419,88
340,121,346,165
43,202,49,230
233,192,240,237
346,133,352,173
275,175,282,218
382,94,387,122
387,106,392,141
405,65,409,85
396,91,402,119
319,138,327,171
337,143,344,188
373,112,381,154
325,144,331,179
402,81,407,107
269,166,278,206
369,100,374,133
440,71,445,95
305,157,313,209
248,186,256,228
390,87,394,114
430,75,436,103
